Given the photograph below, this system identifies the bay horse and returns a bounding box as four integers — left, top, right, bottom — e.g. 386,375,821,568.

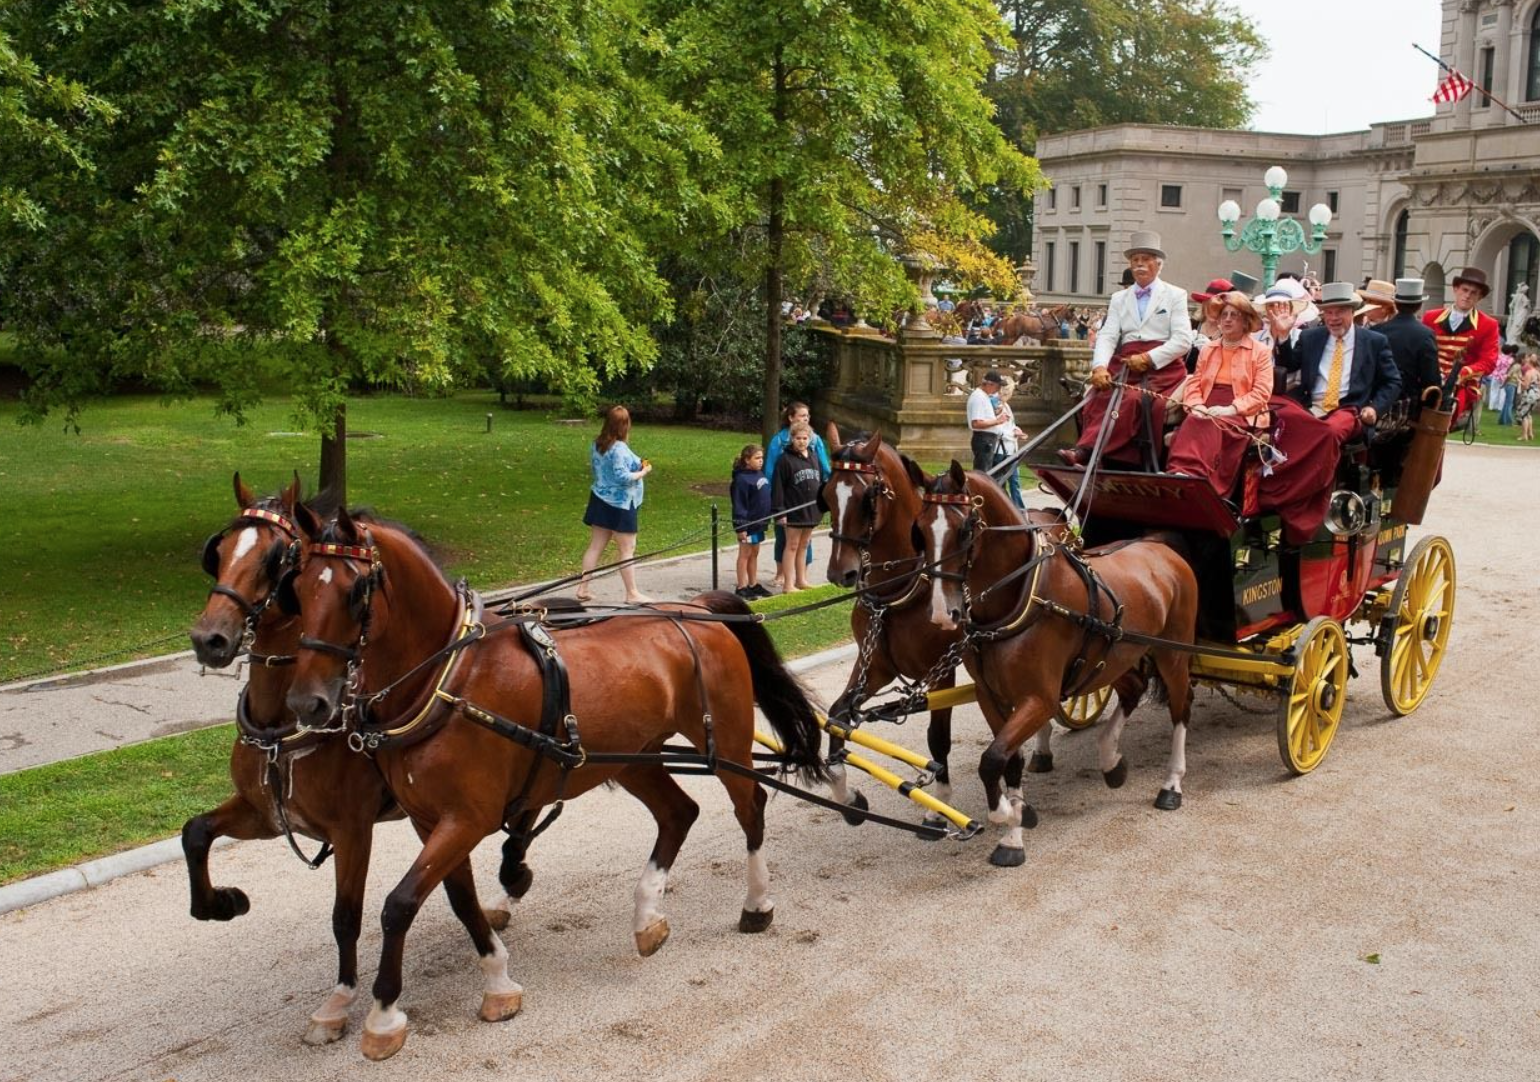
282,507,825,1060
185,474,513,1046
915,462,1200,867
820,426,1068,826
997,303,1071,344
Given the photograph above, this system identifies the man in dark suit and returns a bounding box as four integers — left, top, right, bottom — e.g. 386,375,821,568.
1275,281,1401,447
1374,277,1441,418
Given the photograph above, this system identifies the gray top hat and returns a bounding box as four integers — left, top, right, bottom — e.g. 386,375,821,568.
1317,282,1360,308
1124,231,1165,260
1229,270,1260,294
1394,277,1427,303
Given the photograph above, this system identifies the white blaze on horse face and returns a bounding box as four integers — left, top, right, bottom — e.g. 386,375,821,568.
926,514,956,629
632,860,668,935
832,480,855,562
744,848,773,915
1163,721,1188,794
1096,705,1129,774
319,565,334,586
232,526,259,562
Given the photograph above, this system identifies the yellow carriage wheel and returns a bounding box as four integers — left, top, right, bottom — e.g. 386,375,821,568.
1276,617,1349,776
1056,685,1113,731
1380,535,1456,717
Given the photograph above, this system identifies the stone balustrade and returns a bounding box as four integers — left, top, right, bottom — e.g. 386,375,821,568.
809,323,1094,461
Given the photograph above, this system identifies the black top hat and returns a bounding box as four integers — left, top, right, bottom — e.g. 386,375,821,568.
980,370,1003,385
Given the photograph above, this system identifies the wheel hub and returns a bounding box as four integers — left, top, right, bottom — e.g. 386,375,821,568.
1420,613,1440,641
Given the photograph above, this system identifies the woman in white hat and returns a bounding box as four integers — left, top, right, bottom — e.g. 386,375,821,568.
1167,292,1273,498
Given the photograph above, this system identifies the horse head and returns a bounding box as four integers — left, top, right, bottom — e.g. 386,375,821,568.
822,428,928,591
916,461,983,633
190,471,304,668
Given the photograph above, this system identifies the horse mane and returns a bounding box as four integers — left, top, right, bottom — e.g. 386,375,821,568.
323,511,454,590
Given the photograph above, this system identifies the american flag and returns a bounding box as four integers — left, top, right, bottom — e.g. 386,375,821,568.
1431,69,1474,105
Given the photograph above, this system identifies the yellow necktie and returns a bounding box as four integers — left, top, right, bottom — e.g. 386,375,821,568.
1321,336,1345,412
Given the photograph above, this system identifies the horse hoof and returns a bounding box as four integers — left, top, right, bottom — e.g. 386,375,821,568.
504,864,534,899
479,989,523,1023
360,1024,407,1062
1103,757,1128,790
1021,804,1039,830
1026,752,1054,774
303,1016,347,1046
738,908,774,934
483,907,511,932
988,845,1027,868
201,887,249,922
1154,788,1183,811
635,917,670,957
840,790,869,827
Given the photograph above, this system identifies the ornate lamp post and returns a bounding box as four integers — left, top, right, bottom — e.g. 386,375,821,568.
1216,166,1333,288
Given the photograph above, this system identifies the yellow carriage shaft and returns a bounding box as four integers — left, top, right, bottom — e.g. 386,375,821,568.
754,730,979,835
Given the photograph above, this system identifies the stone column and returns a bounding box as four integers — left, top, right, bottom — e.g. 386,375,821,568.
1494,0,1515,126
1455,0,1479,128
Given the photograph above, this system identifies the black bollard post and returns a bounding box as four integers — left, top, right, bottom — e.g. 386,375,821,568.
711,504,720,591
485,413,493,434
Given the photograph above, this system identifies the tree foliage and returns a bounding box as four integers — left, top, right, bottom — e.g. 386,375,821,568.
983,0,1267,260
0,0,716,497
648,0,1041,439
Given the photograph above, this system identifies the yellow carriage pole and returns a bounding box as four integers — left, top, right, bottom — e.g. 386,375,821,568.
754,731,980,837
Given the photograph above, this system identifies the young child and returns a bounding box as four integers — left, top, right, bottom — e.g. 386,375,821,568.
770,422,823,593
730,445,772,599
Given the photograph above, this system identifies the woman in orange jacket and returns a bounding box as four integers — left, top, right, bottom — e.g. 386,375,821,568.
1166,291,1274,499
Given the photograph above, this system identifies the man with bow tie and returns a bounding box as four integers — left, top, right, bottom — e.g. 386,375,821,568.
1059,231,1192,469
1422,266,1499,423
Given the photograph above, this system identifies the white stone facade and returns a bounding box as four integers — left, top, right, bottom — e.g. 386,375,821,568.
1032,0,1540,322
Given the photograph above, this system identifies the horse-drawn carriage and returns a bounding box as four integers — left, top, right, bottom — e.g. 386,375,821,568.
1031,461,1455,774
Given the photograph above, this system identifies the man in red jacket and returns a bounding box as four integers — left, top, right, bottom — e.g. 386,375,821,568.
1423,266,1499,422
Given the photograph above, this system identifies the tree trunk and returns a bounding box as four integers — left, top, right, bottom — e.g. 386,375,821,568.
318,401,347,507
762,47,787,448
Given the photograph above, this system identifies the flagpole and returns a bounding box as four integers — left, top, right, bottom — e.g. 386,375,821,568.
1414,42,1529,124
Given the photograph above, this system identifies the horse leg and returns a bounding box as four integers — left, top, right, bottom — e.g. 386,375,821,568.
361,823,500,1061
1096,672,1146,790
181,794,276,922
1027,718,1054,773
978,697,1053,868
1152,649,1195,811
481,813,539,931
437,856,523,1025
919,669,957,834
303,828,373,1045
827,655,900,825
714,762,775,933
614,765,700,956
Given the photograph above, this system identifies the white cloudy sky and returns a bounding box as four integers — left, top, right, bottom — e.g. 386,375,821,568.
1229,0,1446,133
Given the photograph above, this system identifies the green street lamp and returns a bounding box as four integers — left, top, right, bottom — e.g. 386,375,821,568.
1217,166,1332,288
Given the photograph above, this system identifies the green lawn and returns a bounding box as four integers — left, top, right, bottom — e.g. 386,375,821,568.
0,393,786,682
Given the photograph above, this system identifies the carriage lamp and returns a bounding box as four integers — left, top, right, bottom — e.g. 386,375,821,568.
1216,166,1332,288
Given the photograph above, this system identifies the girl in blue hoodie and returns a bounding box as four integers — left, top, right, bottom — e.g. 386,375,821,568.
730,445,772,598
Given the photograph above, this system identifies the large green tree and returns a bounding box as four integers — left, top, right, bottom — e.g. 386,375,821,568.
1,0,714,501
984,0,1266,260
650,0,1040,443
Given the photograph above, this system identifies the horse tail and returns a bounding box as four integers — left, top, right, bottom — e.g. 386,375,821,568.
694,591,830,783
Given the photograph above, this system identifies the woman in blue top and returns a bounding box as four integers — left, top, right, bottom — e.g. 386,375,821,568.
578,405,654,603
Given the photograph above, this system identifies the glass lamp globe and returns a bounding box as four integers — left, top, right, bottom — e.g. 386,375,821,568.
1256,198,1281,222
1217,199,1241,224
1264,166,1288,190
1308,202,1333,227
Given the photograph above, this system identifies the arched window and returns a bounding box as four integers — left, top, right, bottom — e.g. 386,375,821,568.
1506,232,1539,313
1530,7,1540,101
1393,209,1410,277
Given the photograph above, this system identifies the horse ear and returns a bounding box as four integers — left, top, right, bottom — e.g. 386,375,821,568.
294,500,321,539
901,454,929,490
336,507,358,542
948,460,967,488
825,421,842,451
280,471,302,513
233,472,255,509
867,429,883,456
